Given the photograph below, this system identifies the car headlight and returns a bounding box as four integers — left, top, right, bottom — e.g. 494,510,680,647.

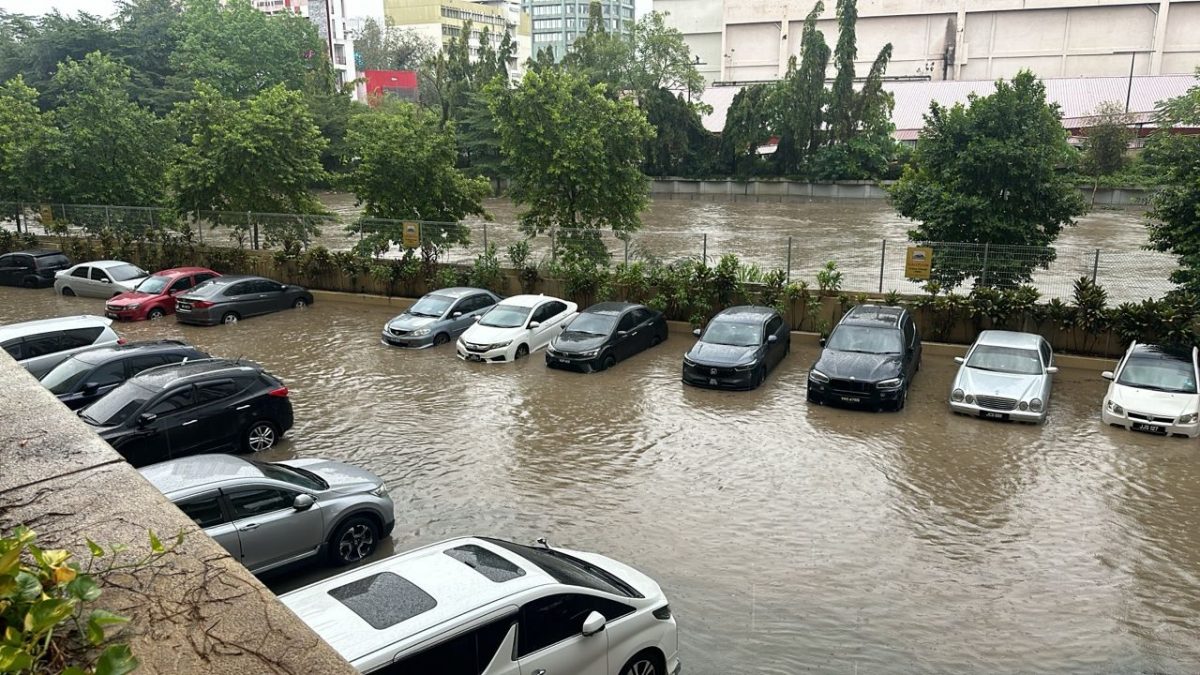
127,304,140,310
734,362,756,372
578,349,600,358
411,327,431,336
683,356,697,367
809,369,829,383
1018,400,1029,411
951,388,965,402
877,378,902,390
370,485,389,498
490,340,512,350
1106,399,1124,415
1029,398,1043,412
1179,412,1197,424
965,394,975,404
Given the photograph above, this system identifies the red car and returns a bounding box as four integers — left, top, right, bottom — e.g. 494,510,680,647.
105,267,221,321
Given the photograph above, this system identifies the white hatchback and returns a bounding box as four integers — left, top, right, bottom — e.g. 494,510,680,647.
1101,341,1200,438
280,537,681,675
457,294,578,363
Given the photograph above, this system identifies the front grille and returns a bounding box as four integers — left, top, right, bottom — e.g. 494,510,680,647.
830,379,870,394
975,395,1017,411
1129,412,1174,424
106,304,120,311
464,342,488,353
390,327,409,337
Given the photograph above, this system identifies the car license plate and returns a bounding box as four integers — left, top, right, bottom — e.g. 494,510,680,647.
708,378,718,386
840,396,861,403
1132,422,1167,435
176,305,190,312
981,411,1009,421
104,312,118,320
467,354,482,362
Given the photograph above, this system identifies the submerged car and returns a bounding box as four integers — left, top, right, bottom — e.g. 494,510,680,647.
280,537,680,675
1101,342,1199,438
105,267,221,321
0,249,71,288
54,260,149,298
949,330,1057,423
0,315,122,379
40,340,209,410
682,305,789,390
141,454,395,575
457,294,578,363
174,275,313,326
807,305,921,411
547,302,668,372
382,287,500,348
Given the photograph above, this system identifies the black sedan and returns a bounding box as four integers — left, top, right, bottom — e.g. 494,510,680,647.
682,306,789,390
807,304,922,411
174,275,313,326
546,302,668,372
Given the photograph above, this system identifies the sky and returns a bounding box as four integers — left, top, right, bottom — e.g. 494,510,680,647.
3,0,651,20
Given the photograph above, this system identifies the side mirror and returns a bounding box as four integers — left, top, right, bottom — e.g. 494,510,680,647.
1101,371,1114,381
692,328,701,337
81,381,100,396
953,356,964,364
581,611,606,637
452,311,462,318
767,335,778,344
136,412,157,427
293,494,315,511
617,330,628,338
529,321,541,329
473,315,482,322
1046,366,1059,374
818,337,827,347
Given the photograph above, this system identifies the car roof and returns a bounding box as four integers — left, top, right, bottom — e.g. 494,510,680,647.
1130,342,1198,363
151,267,215,277
131,358,262,390
0,315,112,340
428,287,490,299
841,304,905,327
139,454,264,496
7,249,63,257
73,340,195,365
77,260,138,269
582,302,640,316
199,274,258,283
975,330,1043,349
499,294,563,308
713,305,776,322
279,537,556,664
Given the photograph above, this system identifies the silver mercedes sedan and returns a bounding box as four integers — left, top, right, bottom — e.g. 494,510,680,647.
949,330,1058,423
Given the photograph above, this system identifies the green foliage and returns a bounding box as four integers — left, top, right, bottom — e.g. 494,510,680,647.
507,240,540,293
1079,102,1134,179
891,70,1086,288
0,75,63,203
1144,71,1200,294
641,87,717,177
720,83,774,177
815,261,842,295
353,17,435,72
0,229,39,254
491,68,653,250
0,525,182,675
468,243,503,292
0,10,117,106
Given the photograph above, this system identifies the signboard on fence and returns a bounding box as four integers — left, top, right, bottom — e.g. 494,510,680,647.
401,222,421,248
39,205,54,224
905,246,933,280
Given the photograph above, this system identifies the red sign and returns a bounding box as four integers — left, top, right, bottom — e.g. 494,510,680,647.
364,70,419,105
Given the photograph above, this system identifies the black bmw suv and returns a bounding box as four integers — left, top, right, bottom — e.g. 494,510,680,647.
78,358,294,467
807,305,921,411
40,340,209,410
0,249,71,288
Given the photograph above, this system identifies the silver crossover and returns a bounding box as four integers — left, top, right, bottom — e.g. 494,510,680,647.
949,330,1057,423
140,454,395,575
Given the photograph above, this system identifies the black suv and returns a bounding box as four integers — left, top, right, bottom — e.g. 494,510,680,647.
40,340,210,410
0,249,71,288
807,305,922,411
78,358,294,467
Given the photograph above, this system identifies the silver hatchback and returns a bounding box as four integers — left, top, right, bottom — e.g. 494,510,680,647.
140,454,396,575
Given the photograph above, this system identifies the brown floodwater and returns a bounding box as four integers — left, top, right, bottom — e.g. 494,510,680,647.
4,287,1199,673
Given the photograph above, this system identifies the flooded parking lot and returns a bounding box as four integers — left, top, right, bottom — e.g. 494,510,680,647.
4,286,1199,673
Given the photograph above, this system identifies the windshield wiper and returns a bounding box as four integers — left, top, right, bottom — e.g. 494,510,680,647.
79,412,97,424
566,330,604,337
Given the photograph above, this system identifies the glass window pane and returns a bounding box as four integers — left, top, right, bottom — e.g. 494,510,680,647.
177,493,225,528
226,488,292,519
327,572,437,630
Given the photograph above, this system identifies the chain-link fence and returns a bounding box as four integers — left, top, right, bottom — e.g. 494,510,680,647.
0,201,1179,302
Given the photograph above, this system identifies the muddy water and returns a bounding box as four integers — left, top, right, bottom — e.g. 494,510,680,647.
4,287,1199,673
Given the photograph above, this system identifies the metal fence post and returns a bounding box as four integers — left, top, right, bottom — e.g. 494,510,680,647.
981,242,990,286
786,236,792,282
105,205,111,230
550,230,556,263
148,208,155,229
1092,249,1100,284
249,212,258,250
624,238,629,265
482,223,488,252
702,233,708,265
878,239,887,293
15,202,22,234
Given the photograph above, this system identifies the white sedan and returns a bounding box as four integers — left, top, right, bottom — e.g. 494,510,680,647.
457,294,578,363
1102,341,1199,438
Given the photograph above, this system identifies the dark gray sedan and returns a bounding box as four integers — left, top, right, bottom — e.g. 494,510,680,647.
175,275,313,326
381,287,501,348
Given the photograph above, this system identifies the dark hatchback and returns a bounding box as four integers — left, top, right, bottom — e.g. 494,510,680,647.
0,249,71,288
175,275,313,326
78,358,294,468
546,302,668,372
682,305,789,390
39,340,209,410
807,304,922,411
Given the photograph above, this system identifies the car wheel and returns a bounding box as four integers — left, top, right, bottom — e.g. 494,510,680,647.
147,307,165,320
894,388,908,411
514,344,529,360
601,354,616,371
329,516,379,566
21,278,35,289
243,420,278,453
222,312,239,325
293,297,308,309
650,335,661,347
807,390,820,404
61,287,75,297
620,651,662,675
434,332,450,346
753,366,766,389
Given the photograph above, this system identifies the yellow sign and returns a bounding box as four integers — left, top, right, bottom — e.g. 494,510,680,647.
39,204,54,224
905,246,933,280
401,222,421,249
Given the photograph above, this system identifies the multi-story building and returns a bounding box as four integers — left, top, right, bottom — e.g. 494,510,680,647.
383,0,533,81
308,0,359,93
655,0,1200,83
252,0,304,15
522,0,636,61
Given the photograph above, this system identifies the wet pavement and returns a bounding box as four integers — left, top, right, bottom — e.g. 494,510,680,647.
3,286,1198,673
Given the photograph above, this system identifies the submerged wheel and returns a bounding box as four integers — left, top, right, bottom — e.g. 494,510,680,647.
61,287,75,297
601,354,617,371
433,332,450,346
222,312,239,325
514,344,529,360
293,297,308,309
147,307,165,320
329,516,379,566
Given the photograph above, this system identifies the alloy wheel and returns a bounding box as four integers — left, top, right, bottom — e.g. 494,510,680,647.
625,659,657,675
222,313,238,324
246,423,276,452
293,298,307,309
147,308,164,320
338,524,375,563
61,287,75,296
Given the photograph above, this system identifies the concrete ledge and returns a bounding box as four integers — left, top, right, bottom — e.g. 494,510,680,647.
0,357,356,675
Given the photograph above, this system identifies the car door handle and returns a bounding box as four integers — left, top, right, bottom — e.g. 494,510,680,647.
181,420,197,426
235,404,251,411
240,523,259,531
533,671,546,675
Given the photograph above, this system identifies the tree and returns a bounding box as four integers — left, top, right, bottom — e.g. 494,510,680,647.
1079,101,1134,199
112,0,185,113
720,83,773,176
491,68,653,252
768,2,828,174
53,51,173,205
641,87,716,177
827,0,858,144
0,75,64,204
0,10,117,106
629,12,704,102
352,17,435,72
1144,72,1200,293
890,70,1086,288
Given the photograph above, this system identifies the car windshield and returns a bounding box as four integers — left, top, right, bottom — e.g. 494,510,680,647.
407,295,453,318
1117,356,1198,394
564,313,616,336
41,356,97,394
80,382,153,426
966,345,1043,375
250,460,329,490
702,321,760,347
108,264,147,282
827,325,903,354
480,305,531,328
135,276,171,294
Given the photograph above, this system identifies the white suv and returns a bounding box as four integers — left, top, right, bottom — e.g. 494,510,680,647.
280,537,681,675
0,315,122,378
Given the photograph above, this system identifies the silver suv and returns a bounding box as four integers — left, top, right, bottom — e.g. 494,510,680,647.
0,315,122,378
140,454,396,575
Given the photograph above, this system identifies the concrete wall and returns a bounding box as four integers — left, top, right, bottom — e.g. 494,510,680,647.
0,358,357,675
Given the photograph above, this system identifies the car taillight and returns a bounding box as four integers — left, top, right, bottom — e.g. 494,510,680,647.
268,386,289,398
653,605,672,620
190,300,214,309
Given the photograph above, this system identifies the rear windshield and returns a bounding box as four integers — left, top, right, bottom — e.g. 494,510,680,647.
327,572,436,630
108,264,147,282
35,254,69,269
80,381,153,426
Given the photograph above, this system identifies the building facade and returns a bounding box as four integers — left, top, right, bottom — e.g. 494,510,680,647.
655,0,1200,84
383,0,533,81
308,0,359,92
522,0,636,61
